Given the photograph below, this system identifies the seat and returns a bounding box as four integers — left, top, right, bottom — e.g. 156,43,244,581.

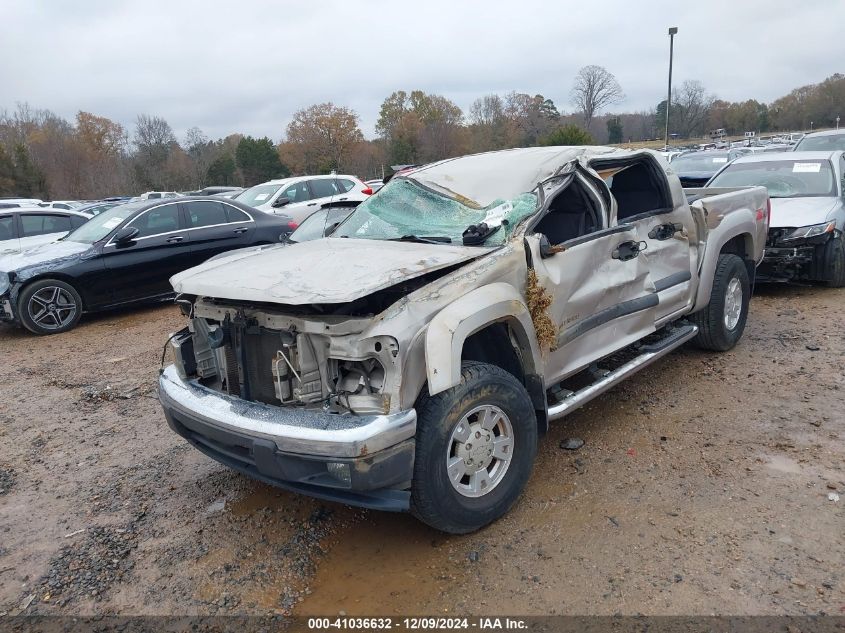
610,166,663,219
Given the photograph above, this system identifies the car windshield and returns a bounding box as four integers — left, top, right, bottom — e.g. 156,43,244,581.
708,159,836,198
794,134,845,151
331,177,538,245
63,203,143,243
671,153,730,172
235,183,284,207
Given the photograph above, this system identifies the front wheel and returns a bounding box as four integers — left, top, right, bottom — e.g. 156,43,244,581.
411,361,537,534
821,235,845,287
18,279,83,335
690,253,750,352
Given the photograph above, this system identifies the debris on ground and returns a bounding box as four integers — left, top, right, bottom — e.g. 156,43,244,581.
0,466,14,495
525,269,556,351
34,525,138,606
828,492,840,503
560,438,585,451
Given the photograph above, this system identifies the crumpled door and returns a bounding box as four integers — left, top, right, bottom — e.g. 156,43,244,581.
526,225,658,386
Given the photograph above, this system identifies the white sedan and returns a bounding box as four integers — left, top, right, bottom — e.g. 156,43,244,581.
233,175,372,225
0,208,92,256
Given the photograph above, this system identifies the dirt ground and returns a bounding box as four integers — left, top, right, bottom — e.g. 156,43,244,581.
0,284,843,617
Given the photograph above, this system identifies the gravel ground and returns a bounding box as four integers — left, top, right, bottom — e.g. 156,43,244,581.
0,284,842,617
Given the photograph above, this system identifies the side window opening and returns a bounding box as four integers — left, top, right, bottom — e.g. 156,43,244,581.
0,215,15,241
534,178,602,245
604,159,672,221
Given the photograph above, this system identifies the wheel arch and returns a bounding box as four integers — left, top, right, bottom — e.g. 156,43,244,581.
694,228,756,312
14,273,87,311
423,283,548,431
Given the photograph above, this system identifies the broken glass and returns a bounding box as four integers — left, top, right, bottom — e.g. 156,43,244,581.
332,178,538,246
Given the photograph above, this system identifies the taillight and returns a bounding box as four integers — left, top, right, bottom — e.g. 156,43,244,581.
361,187,373,195
287,221,298,230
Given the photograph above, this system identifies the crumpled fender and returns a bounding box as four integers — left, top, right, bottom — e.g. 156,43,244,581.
424,282,540,395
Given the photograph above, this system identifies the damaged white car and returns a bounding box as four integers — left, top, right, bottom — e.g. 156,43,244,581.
158,146,769,533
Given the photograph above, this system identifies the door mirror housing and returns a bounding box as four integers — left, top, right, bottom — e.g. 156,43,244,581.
538,234,565,258
113,226,139,245
272,197,291,208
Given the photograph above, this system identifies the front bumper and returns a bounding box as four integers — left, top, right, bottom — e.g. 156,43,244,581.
1,296,14,322
158,365,416,511
759,244,817,282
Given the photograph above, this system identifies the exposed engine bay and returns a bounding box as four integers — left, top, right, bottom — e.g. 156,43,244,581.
170,300,399,416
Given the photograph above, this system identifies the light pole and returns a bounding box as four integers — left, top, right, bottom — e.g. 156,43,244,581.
810,121,814,132
664,26,678,150
837,116,840,130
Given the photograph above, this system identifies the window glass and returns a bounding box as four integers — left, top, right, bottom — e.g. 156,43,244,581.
708,160,836,198
338,179,355,193
20,213,72,237
309,178,340,198
0,215,15,241
224,205,251,222
70,216,88,230
235,183,283,207
282,181,311,203
128,204,181,237
185,201,228,227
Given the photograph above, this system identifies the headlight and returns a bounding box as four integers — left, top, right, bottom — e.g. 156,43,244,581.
0,272,9,296
781,221,836,243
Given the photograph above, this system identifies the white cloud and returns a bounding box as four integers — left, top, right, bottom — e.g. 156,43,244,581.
1,0,842,141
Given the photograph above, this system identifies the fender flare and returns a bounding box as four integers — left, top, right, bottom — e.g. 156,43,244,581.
424,282,541,395
694,212,758,311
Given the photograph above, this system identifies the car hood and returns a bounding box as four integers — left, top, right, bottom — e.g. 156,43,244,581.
0,239,92,273
769,197,841,228
170,238,488,304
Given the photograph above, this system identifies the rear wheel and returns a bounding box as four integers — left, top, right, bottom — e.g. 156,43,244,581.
18,279,83,335
690,254,750,352
411,361,537,534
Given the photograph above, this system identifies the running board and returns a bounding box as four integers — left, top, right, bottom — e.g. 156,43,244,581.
546,324,698,422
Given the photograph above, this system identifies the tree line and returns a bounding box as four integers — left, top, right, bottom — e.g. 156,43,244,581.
1,70,842,200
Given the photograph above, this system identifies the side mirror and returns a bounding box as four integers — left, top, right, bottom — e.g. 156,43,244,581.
272,197,291,208
113,226,139,245
323,221,341,237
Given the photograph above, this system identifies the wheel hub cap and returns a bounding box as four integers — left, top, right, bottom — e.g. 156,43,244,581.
723,277,742,331
28,286,77,330
446,405,514,498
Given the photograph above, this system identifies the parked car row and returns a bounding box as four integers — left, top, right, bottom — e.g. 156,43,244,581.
0,198,295,334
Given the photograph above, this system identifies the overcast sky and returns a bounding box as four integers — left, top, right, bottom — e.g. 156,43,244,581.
2,0,843,143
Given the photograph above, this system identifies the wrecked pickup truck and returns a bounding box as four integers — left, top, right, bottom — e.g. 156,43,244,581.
158,146,769,533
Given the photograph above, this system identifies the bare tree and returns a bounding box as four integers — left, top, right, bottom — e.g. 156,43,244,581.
570,65,624,131
672,80,715,138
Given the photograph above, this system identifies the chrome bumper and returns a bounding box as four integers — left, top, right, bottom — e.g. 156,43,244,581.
157,365,417,458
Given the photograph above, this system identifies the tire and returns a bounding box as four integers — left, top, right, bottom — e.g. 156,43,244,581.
18,278,83,335
410,361,538,534
822,235,845,288
690,253,750,352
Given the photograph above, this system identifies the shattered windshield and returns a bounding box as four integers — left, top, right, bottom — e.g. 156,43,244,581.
332,178,538,245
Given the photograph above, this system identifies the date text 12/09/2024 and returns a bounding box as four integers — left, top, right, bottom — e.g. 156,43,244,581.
307,617,528,630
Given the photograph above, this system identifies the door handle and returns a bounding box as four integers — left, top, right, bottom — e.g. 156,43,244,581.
166,236,184,243
648,223,684,240
233,227,248,234
307,202,317,206
612,240,647,261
